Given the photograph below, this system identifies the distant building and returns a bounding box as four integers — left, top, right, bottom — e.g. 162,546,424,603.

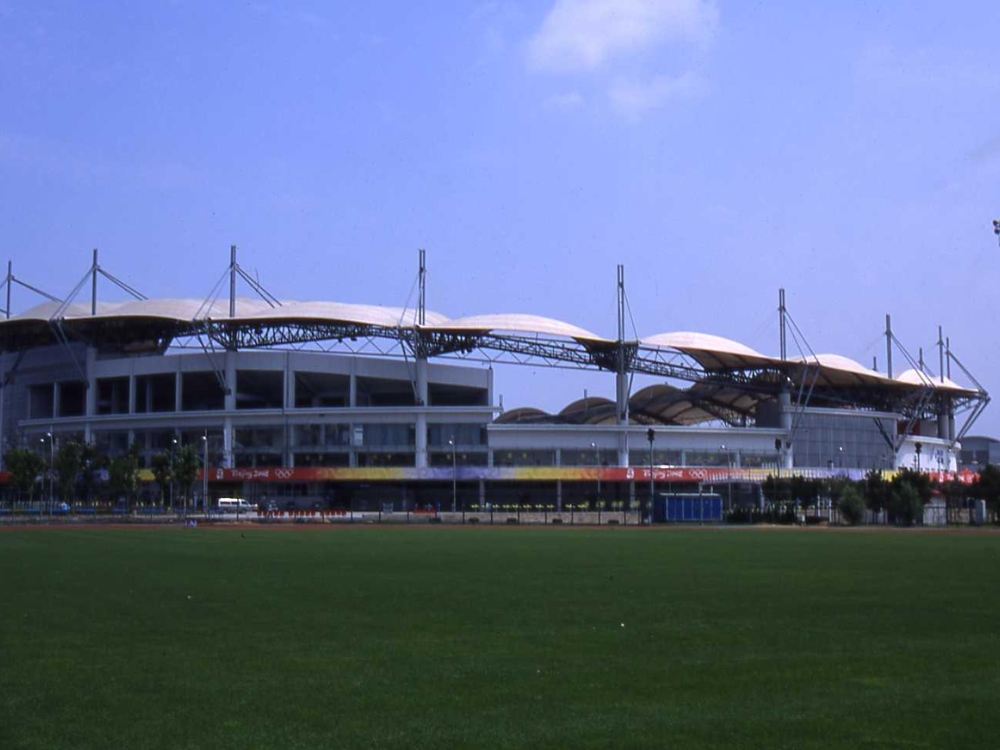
958,436,1000,471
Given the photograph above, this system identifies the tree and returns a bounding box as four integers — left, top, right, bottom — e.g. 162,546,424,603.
173,444,200,512
863,469,891,514
150,451,173,507
837,485,867,525
53,440,84,504
790,475,817,507
5,447,45,503
108,444,140,513
889,481,924,526
892,468,932,504
77,443,101,506
973,464,1000,512
763,474,778,504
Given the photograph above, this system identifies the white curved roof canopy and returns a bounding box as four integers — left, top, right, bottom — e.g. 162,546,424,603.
641,331,777,370
895,368,976,394
789,353,894,387
427,313,608,342
11,300,125,321
9,297,450,329
235,300,450,329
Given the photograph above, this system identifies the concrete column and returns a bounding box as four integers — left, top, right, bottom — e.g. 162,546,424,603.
283,353,293,409
128,374,136,414
174,371,182,413
224,351,236,411
414,357,428,469
937,406,948,440
556,479,562,512
616,371,629,467
223,351,236,468
223,418,234,468
479,479,485,508
53,382,61,419
779,390,793,469
779,390,792,430
84,347,97,443
348,360,357,407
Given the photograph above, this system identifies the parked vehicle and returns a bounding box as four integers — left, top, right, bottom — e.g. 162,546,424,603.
217,498,254,513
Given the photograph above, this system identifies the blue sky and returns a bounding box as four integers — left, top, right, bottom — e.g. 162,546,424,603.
1,1,999,433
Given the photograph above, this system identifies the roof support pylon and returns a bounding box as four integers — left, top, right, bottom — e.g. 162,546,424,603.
779,288,787,361
418,248,426,327
229,245,237,319
616,264,630,467
91,248,98,316
937,326,945,385
0,261,62,320
885,314,893,379
413,249,429,468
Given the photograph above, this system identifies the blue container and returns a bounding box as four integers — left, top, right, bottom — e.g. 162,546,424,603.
654,494,723,523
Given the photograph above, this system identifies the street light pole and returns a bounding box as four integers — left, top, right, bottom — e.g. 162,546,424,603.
449,437,457,513
170,437,178,512
42,432,54,516
591,441,601,501
647,428,655,524
720,443,731,513
202,432,209,515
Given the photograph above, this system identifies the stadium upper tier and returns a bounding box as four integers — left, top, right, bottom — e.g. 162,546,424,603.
0,296,978,399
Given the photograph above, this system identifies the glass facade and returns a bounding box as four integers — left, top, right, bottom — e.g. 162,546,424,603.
292,424,350,448
429,450,488,467
428,424,486,448
356,424,414,449
791,413,894,471
493,450,555,467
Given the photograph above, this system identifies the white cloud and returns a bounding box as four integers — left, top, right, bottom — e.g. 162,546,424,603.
545,91,585,109
608,71,705,120
527,0,717,73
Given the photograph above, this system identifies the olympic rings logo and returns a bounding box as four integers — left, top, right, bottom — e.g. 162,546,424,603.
274,468,294,479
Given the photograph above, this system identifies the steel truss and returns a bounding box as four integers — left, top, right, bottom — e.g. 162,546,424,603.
160,318,986,426
15,296,983,432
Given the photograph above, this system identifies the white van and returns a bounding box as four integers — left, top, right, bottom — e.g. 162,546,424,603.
217,497,254,513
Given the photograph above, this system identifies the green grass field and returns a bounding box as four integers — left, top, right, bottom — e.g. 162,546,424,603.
1,525,997,749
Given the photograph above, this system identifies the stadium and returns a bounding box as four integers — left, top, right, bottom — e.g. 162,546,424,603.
0,249,989,515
